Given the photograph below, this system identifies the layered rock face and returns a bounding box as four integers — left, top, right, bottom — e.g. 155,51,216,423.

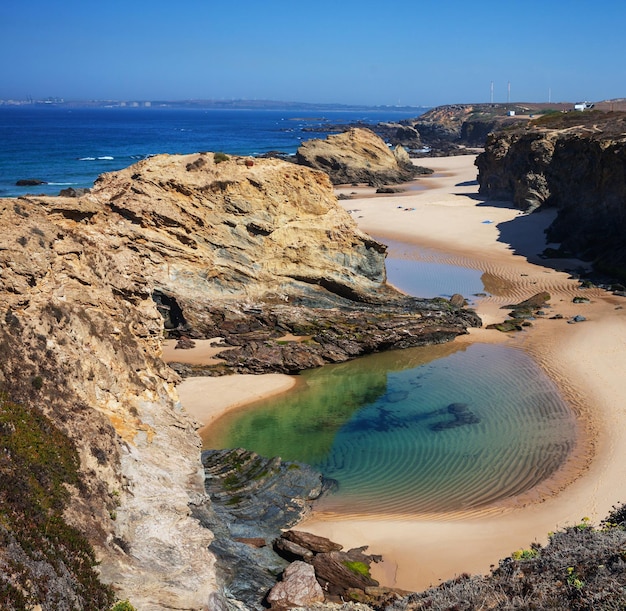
0,152,479,608
476,111,626,279
295,127,423,186
1,194,215,609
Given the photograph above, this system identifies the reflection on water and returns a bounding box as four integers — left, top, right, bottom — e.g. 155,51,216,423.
202,343,576,516
386,258,485,299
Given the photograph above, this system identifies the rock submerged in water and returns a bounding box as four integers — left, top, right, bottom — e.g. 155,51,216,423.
16,178,47,186
429,402,481,431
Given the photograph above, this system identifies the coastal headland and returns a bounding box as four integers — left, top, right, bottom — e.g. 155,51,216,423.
178,153,626,592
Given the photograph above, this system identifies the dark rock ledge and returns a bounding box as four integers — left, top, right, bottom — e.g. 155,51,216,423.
193,449,407,610
167,295,482,376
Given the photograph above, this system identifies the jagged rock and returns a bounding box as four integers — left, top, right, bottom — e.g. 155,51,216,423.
202,301,480,375
202,449,324,539
198,450,325,608
266,561,325,610
274,538,315,561
502,292,551,312
295,127,423,187
58,186,90,197
175,336,196,349
311,548,380,597
280,530,343,554
487,292,552,333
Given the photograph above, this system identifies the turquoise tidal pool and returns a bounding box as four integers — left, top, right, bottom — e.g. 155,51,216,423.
201,254,576,516
202,341,576,516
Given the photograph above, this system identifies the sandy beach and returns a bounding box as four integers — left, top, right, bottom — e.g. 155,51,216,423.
172,154,626,591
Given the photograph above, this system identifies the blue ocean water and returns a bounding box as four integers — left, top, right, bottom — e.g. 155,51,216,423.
0,106,423,198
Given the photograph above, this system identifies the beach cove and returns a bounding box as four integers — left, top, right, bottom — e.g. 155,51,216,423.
173,154,626,591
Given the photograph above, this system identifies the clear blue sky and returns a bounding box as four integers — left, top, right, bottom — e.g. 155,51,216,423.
2,0,624,106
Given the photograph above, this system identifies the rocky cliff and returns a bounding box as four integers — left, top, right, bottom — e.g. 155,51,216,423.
407,104,544,153
476,111,626,280
1,189,215,609
0,152,479,609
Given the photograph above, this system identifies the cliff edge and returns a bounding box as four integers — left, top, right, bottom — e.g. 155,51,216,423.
476,110,626,281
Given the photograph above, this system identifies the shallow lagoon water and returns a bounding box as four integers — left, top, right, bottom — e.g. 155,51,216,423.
202,341,576,516
386,257,485,300
202,254,576,516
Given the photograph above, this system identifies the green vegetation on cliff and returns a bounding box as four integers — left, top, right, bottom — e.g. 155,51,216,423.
0,393,114,610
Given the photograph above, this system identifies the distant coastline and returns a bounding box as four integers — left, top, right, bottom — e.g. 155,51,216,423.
0,97,429,112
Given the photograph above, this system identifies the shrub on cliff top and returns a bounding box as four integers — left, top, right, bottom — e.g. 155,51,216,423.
389,515,626,610
213,152,230,163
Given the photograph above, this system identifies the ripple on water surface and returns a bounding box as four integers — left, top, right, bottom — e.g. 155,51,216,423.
202,343,576,517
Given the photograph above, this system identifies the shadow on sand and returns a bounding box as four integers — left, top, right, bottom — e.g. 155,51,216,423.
451,192,590,274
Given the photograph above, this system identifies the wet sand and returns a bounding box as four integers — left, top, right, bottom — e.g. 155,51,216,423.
171,154,626,591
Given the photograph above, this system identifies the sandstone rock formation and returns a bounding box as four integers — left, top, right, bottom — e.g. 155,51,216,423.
301,121,423,150
0,151,480,608
1,192,215,609
295,127,426,186
476,111,626,280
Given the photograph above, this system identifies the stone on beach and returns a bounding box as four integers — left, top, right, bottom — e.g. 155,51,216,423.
266,561,324,610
